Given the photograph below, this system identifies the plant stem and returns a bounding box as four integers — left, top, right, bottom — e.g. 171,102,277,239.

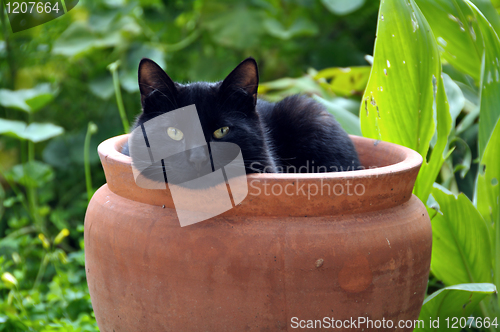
26,113,41,231
0,0,16,89
32,254,49,290
108,61,130,133
60,0,68,13
84,122,97,202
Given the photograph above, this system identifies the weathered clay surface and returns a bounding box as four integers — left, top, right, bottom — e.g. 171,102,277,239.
85,135,432,332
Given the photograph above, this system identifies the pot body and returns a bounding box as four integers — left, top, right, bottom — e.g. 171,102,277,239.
85,135,432,332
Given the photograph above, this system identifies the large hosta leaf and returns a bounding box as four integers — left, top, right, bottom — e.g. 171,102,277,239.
415,283,497,332
430,185,492,286
360,0,451,202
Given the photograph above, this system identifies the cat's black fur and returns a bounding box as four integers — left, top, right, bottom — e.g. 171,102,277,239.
122,57,360,177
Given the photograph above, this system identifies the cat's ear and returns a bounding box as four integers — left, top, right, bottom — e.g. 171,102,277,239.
220,58,259,105
138,58,177,105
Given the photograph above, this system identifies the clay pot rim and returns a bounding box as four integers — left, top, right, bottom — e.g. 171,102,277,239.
100,134,422,181
97,134,423,216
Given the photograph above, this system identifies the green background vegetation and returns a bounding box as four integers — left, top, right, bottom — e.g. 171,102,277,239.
0,0,499,330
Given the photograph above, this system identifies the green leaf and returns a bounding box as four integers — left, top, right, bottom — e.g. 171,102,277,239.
5,161,55,188
0,84,54,113
429,185,492,285
360,0,442,156
442,73,465,125
259,74,330,102
450,137,472,178
203,7,265,50
89,76,114,100
52,22,122,57
263,17,318,40
476,117,500,230
418,0,500,158
416,0,483,81
360,0,451,202
415,283,497,332
25,84,55,112
414,74,452,202
468,1,500,158
471,0,500,34
315,66,371,97
0,90,30,112
321,0,365,16
313,96,361,136
21,123,65,143
0,118,28,138
0,120,63,142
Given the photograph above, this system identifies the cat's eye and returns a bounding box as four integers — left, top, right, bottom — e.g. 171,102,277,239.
213,126,230,139
167,127,184,141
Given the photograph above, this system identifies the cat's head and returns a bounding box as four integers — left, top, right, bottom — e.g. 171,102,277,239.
131,58,274,187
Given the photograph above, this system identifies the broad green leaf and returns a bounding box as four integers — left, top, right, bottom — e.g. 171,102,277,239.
416,0,483,81
52,22,122,57
25,84,55,112
0,84,54,113
360,0,451,202
21,123,64,143
430,185,492,285
259,74,330,102
5,161,55,188
203,7,265,50
315,66,371,97
360,0,442,157
313,96,361,136
0,119,28,138
415,283,497,332
471,0,500,34
442,73,465,124
321,0,365,16
467,1,500,158
0,120,63,142
414,74,452,201
89,76,114,100
0,90,30,112
263,17,318,40
450,137,472,178
419,0,500,158
476,118,500,229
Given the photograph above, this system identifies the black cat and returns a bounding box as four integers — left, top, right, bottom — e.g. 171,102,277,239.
122,57,360,179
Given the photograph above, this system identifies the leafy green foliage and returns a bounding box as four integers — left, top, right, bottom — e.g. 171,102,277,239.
0,85,55,113
356,0,500,327
429,185,492,285
415,283,497,332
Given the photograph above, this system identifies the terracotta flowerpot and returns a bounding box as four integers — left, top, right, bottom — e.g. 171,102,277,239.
85,134,431,332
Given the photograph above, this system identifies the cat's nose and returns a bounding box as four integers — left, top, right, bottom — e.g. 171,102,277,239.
189,150,209,172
